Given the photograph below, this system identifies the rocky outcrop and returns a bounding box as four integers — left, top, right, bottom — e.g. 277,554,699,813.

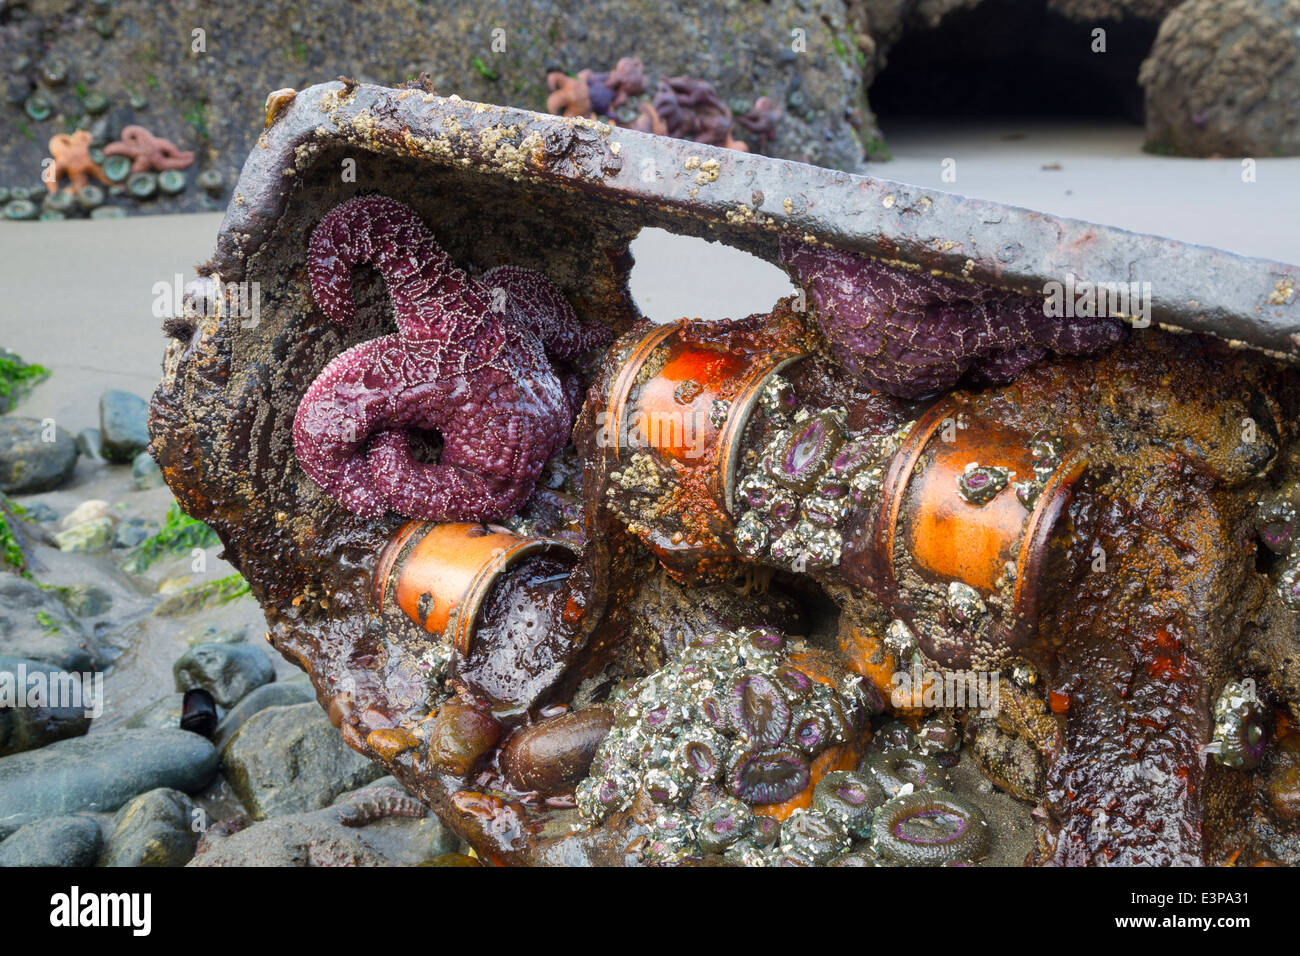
0,0,872,213
1140,0,1300,157
1046,0,1183,21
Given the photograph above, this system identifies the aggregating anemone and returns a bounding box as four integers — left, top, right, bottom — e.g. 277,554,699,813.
576,628,872,861
729,373,913,573
872,790,990,866
570,627,993,865
1211,681,1270,771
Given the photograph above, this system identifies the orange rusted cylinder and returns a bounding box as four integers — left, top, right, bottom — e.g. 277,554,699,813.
374,521,577,655
866,396,1087,668
600,319,806,578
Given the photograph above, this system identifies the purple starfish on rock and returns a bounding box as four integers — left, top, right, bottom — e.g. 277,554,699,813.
779,237,1125,398
293,194,611,521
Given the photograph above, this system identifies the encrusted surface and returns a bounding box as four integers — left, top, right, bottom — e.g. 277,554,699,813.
151,83,1300,865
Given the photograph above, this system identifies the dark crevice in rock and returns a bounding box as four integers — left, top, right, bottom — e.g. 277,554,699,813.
869,0,1157,122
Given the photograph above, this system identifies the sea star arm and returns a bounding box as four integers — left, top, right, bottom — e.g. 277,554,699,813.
291,334,406,517
478,264,613,361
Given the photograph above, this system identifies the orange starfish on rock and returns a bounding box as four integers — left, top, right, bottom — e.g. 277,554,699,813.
103,125,196,174
46,130,111,193
545,72,591,118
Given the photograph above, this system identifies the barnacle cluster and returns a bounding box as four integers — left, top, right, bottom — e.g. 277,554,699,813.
1256,482,1300,608
1011,432,1066,509
731,375,912,572
1211,680,1270,770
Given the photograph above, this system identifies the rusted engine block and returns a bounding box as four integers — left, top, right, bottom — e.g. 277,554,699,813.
151,81,1300,866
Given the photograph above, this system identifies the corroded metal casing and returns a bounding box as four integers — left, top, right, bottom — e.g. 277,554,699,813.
868,396,1088,668
374,521,577,655
600,319,805,577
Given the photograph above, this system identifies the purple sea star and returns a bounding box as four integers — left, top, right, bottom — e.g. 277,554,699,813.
293,195,611,521
779,237,1125,399
584,57,646,118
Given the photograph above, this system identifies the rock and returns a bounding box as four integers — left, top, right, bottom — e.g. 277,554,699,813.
132,451,165,490
61,584,113,617
221,702,382,820
213,677,315,750
1047,0,1182,19
190,779,452,866
75,428,104,462
189,813,386,866
98,390,149,463
125,693,187,730
0,655,95,756
0,729,218,839
112,516,156,550
54,517,114,552
500,706,613,795
1140,0,1300,157
173,642,274,708
0,417,78,494
0,814,102,867
0,1,872,212
158,574,194,594
21,501,58,523
181,622,247,645
60,499,114,529
98,788,199,866
0,575,101,672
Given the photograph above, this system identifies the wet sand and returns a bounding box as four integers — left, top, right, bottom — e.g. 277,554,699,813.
877,120,1300,264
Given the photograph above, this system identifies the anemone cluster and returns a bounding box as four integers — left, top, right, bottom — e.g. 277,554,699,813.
576,628,872,862
575,627,992,865
730,372,913,572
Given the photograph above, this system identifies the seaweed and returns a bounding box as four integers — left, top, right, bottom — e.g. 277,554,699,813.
0,511,27,575
0,350,50,411
124,501,219,573
154,572,251,616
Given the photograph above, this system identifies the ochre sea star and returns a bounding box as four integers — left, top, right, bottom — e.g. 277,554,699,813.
103,125,196,174
293,194,610,521
45,131,111,193
779,237,1125,398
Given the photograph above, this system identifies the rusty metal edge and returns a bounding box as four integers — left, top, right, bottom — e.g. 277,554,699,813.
214,80,1300,361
